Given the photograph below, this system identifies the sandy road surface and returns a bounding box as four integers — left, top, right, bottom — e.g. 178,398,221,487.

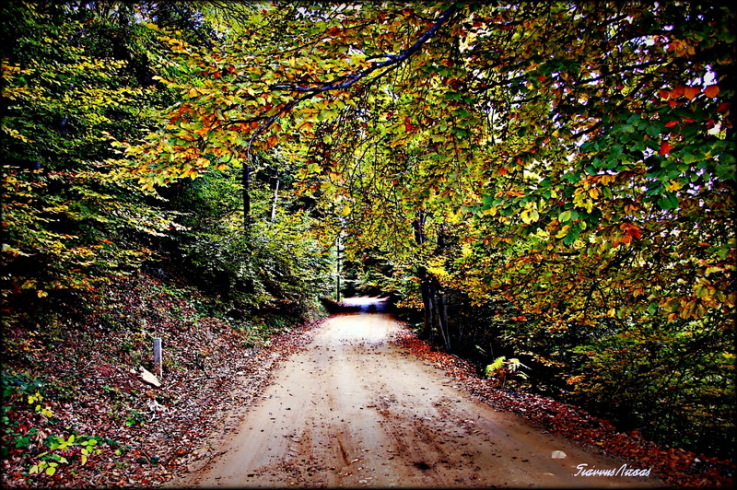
172,307,663,488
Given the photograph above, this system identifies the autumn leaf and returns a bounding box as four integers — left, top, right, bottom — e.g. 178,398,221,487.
669,86,685,99
620,222,642,239
704,85,720,98
683,86,700,100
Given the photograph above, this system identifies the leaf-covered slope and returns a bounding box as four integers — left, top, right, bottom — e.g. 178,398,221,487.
1,271,324,488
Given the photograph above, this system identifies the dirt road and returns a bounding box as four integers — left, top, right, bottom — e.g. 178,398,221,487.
172,304,663,488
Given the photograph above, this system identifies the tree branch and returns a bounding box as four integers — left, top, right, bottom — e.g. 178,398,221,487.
244,4,459,162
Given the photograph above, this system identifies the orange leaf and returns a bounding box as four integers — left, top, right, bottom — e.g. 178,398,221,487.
683,86,700,100
704,85,720,98
670,86,685,99
659,141,673,156
620,222,642,239
665,120,679,128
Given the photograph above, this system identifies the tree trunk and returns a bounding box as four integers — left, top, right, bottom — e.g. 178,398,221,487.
336,233,342,302
439,289,450,351
413,211,436,340
243,162,251,232
270,177,280,222
422,276,435,342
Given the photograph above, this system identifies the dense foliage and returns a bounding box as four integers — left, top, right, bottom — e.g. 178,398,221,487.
1,2,174,321
1,2,333,327
2,0,735,467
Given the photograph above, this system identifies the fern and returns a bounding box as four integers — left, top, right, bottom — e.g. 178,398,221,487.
484,356,530,387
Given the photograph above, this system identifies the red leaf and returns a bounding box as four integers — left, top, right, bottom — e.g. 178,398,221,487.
659,141,673,156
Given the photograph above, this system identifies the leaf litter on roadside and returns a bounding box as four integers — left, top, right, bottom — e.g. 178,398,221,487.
1,272,322,489
392,329,734,488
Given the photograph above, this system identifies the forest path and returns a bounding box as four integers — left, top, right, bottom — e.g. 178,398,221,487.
171,302,663,488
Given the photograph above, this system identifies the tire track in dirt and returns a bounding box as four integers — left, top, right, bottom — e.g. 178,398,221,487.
170,309,664,488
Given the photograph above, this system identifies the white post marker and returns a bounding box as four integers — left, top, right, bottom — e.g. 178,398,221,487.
153,337,163,377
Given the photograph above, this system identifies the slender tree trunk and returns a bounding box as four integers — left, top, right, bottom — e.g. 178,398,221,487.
422,276,435,342
439,289,450,351
435,224,451,350
413,211,435,341
336,233,342,302
243,162,251,232
270,177,280,222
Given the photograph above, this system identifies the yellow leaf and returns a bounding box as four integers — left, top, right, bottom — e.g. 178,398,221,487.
521,207,539,224
598,175,616,186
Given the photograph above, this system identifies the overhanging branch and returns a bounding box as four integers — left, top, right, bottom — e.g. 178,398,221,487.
244,4,459,162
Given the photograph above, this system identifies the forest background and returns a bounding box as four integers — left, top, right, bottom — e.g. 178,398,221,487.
1,1,735,486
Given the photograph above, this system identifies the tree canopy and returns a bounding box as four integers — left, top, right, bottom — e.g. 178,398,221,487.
2,0,735,460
